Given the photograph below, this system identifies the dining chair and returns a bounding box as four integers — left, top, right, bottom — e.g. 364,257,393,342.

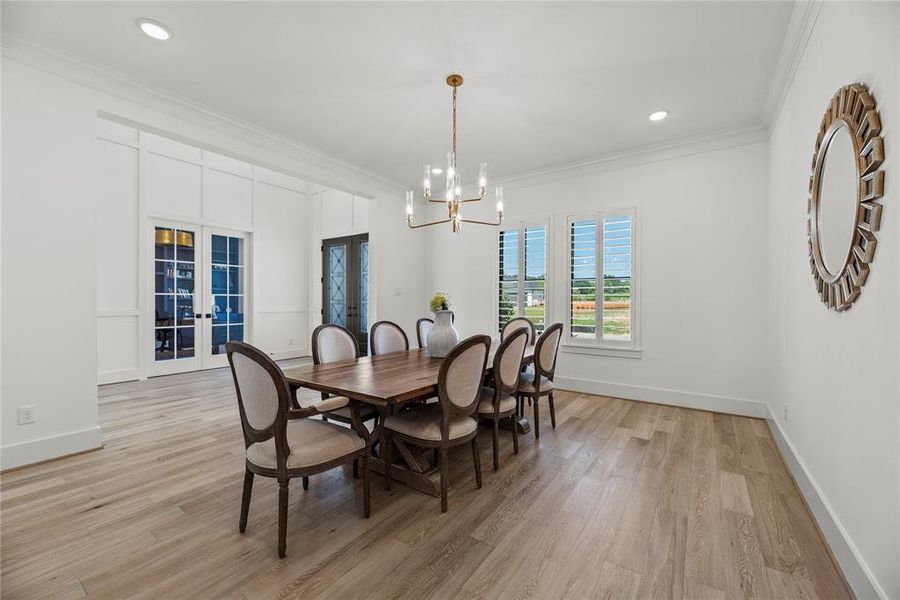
416,317,433,349
226,341,370,558
383,334,491,512
310,324,378,450
477,327,528,470
370,320,409,355
518,322,563,439
501,316,536,346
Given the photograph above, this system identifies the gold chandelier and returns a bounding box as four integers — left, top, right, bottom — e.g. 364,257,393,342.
406,74,503,233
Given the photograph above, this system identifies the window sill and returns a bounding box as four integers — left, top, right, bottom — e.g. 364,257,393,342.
560,344,643,359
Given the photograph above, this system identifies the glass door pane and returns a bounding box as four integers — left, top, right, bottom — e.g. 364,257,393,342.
154,227,196,363
210,234,245,357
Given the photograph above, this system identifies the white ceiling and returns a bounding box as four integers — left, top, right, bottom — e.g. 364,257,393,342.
2,1,793,187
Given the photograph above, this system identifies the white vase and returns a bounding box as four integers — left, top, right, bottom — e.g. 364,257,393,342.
426,310,459,358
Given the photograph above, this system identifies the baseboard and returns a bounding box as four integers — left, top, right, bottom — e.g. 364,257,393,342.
98,368,140,385
554,376,768,418
766,409,887,600
269,350,310,361
1,426,104,471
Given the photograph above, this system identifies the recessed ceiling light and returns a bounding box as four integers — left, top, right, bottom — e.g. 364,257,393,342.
137,18,172,41
431,167,443,175
648,110,669,122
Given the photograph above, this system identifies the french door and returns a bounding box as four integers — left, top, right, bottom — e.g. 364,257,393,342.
322,234,369,355
150,222,250,376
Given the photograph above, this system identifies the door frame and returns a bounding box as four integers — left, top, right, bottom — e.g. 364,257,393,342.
145,219,252,376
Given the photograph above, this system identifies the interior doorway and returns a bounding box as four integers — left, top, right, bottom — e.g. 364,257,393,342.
322,233,369,354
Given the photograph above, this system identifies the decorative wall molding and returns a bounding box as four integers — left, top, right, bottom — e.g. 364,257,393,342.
0,426,103,471
554,376,768,418
761,0,824,129
766,408,887,600
493,126,769,191
0,34,407,196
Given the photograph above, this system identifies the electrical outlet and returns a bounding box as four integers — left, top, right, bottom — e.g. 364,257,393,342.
18,406,35,425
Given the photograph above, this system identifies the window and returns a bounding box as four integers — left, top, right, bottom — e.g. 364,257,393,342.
498,222,548,334
567,209,637,347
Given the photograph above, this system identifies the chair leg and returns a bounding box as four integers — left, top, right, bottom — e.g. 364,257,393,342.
440,448,449,512
471,438,483,489
548,392,557,429
353,458,359,479
383,432,393,491
239,468,254,533
511,414,519,454
277,479,289,558
302,476,309,491
361,452,371,518
533,395,541,439
491,418,500,471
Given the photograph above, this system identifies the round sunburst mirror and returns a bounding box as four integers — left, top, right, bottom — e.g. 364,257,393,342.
808,83,885,311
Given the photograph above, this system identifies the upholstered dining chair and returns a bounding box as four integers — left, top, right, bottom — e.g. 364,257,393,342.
501,316,536,346
383,334,491,512
310,324,378,446
416,317,433,349
477,327,528,470
226,341,370,558
518,322,563,439
370,320,409,355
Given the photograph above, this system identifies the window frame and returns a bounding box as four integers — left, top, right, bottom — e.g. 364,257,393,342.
564,207,640,352
494,218,552,337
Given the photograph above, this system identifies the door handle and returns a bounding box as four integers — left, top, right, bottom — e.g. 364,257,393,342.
205,313,212,319
195,313,202,319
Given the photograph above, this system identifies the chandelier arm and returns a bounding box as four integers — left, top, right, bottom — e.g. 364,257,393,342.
406,217,453,230
459,216,504,227
459,193,487,203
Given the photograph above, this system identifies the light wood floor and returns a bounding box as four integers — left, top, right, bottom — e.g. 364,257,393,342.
1,365,851,599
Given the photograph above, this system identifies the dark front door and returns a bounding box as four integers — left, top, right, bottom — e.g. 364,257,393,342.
322,234,369,355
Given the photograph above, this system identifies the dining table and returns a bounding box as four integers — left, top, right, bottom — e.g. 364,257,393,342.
282,342,534,497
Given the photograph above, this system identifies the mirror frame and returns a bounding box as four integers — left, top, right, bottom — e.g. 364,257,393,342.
808,83,885,311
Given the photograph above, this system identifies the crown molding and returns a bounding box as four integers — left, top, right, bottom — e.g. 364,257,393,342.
492,125,768,190
761,0,823,129
0,33,408,195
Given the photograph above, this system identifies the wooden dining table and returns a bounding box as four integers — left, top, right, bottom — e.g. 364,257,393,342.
283,342,534,497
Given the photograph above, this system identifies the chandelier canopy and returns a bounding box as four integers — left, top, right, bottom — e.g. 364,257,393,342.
406,74,504,233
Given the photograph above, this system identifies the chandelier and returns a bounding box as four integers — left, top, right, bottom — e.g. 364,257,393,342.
406,74,504,233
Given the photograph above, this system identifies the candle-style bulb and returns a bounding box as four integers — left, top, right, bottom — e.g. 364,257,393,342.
406,190,414,217
495,187,504,215
478,162,487,194
423,165,431,196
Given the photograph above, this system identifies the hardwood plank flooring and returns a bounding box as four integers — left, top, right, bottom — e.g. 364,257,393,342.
1,365,851,599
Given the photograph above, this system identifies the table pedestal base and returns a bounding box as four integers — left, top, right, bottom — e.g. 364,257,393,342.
368,457,442,497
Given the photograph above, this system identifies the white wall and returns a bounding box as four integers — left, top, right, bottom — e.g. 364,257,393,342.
1,56,427,469
1,60,103,467
766,3,899,598
96,122,311,384
427,140,772,416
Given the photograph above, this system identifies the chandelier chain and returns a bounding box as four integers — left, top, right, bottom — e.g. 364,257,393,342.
451,85,457,156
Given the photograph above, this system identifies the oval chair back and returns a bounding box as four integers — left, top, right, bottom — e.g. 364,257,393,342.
416,318,433,349
370,320,409,355
311,323,359,365
226,341,291,473
501,317,536,346
534,322,563,381
493,327,529,398
437,335,492,435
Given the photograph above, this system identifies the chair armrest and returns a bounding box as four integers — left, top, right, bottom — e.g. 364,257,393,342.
313,395,350,412
286,407,317,420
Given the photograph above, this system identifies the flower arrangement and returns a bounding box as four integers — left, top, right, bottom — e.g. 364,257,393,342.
429,291,451,313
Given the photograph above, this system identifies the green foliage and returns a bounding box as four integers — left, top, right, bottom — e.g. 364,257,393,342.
430,291,450,312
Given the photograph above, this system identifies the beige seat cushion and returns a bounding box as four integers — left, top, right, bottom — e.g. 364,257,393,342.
246,418,364,470
477,387,517,415
518,373,553,394
384,405,477,442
